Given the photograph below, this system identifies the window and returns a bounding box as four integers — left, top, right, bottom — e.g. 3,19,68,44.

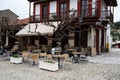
42,4,47,20
81,0,88,17
35,4,40,21
60,2,67,18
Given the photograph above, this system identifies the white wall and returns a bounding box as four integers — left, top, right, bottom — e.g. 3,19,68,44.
92,0,97,16
106,24,112,49
101,0,107,18
88,27,92,46
87,26,96,48
91,27,96,48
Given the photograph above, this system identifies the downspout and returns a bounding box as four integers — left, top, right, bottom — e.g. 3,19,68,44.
28,2,31,32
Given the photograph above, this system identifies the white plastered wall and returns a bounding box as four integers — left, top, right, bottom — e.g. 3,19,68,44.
91,27,97,56
87,26,97,56
101,0,107,18
106,24,112,50
92,0,97,16
88,28,92,46
91,27,96,47
87,25,96,48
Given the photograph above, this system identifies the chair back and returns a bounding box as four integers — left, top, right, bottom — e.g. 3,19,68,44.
31,54,39,61
61,54,69,59
47,54,52,59
22,51,30,57
40,53,47,58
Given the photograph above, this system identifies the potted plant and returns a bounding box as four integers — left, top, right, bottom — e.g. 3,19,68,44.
10,53,22,64
39,60,58,71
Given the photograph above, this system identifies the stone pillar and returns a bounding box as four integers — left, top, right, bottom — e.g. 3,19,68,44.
99,29,102,52
68,33,74,47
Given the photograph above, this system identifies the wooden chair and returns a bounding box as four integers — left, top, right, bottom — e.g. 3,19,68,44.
27,46,36,52
61,54,69,68
61,54,69,59
46,54,53,62
33,50,41,57
22,51,30,61
33,50,41,53
30,54,39,65
47,54,52,59
39,53,47,58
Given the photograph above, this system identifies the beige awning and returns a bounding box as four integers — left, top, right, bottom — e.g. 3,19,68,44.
16,22,58,36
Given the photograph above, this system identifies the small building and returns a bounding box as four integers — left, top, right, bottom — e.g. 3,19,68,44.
16,0,117,56
0,9,18,22
0,9,19,46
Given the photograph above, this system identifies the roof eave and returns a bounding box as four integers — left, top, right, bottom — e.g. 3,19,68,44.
104,0,118,7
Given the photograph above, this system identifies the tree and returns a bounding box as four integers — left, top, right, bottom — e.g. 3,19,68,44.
111,21,120,29
111,21,120,41
0,16,21,46
42,10,78,41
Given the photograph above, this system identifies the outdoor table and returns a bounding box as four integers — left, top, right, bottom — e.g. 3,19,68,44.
66,49,75,58
67,49,75,51
55,50,61,54
33,50,41,53
33,49,41,57
72,51,82,63
52,55,63,68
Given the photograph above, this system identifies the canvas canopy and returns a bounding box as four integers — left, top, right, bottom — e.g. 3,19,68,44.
16,22,58,36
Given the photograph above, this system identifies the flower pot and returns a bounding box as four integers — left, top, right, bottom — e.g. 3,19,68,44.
39,60,58,71
10,57,22,64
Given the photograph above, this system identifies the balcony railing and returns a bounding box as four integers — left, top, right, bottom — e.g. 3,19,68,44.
30,15,40,22
29,8,102,23
28,0,49,2
29,10,78,22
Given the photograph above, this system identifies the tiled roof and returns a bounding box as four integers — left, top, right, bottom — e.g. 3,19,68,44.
16,18,29,25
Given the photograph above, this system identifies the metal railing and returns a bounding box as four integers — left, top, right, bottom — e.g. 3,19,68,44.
29,8,108,23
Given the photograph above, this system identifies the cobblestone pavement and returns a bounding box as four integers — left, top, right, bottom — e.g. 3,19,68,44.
88,48,120,64
0,48,120,80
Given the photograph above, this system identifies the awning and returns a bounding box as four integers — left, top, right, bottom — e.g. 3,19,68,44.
16,22,58,36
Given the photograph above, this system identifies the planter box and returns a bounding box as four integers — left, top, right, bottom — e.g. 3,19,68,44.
39,61,58,71
10,57,22,64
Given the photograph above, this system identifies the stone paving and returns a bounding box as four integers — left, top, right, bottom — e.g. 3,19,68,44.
0,48,120,80
88,48,120,64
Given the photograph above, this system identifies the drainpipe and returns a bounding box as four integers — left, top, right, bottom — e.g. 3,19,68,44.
28,2,31,32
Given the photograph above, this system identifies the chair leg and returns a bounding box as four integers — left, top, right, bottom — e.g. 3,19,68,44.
32,61,36,66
